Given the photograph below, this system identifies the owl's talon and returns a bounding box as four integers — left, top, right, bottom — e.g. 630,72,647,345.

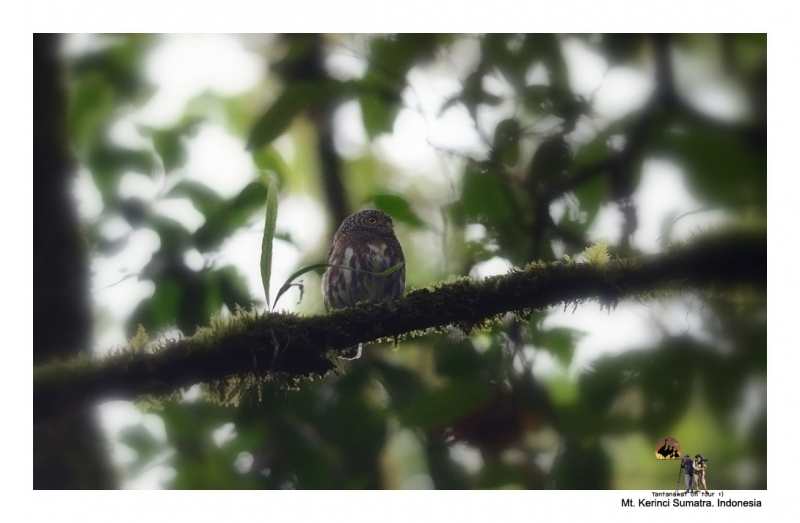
341,343,363,360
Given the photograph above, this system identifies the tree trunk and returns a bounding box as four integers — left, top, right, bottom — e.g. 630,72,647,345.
33,33,116,489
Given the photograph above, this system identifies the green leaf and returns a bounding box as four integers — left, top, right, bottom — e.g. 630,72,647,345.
480,34,528,89
433,339,485,378
152,131,185,173
252,146,291,185
461,164,515,226
359,90,399,140
522,85,552,113
372,193,425,229
165,180,224,217
372,360,427,409
146,117,202,173
68,73,115,153
651,119,765,206
576,340,699,439
560,174,608,238
72,35,151,102
475,461,534,489
551,440,611,489
260,176,279,305
217,265,255,311
399,379,494,429
425,437,471,489
193,181,267,251
556,133,613,237
638,339,696,440
117,424,165,476
149,278,182,326
540,327,586,368
247,81,352,150
600,34,647,65
583,240,610,266
573,133,612,170
357,34,444,140
368,34,442,78
576,354,643,435
460,163,530,263
493,118,521,167
533,34,569,91
463,71,484,100
87,140,155,203
529,134,571,185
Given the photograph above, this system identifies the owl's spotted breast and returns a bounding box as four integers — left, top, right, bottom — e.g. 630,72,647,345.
322,211,406,310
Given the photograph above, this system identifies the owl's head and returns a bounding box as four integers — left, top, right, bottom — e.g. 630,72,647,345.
336,209,395,237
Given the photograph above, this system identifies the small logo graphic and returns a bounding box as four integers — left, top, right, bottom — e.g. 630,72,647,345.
654,436,682,460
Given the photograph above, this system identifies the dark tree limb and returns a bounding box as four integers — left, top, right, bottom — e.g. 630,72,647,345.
34,230,765,424
279,34,351,232
33,33,117,488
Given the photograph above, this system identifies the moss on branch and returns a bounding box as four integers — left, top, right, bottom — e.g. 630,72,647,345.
34,229,765,422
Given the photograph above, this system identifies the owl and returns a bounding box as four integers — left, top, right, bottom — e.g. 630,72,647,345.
322,209,406,358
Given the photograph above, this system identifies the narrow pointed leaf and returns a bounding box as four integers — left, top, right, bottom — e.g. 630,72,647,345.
260,176,279,305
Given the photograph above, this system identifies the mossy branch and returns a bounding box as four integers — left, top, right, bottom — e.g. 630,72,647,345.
34,230,765,423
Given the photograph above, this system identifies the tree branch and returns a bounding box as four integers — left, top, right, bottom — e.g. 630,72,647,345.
34,230,765,423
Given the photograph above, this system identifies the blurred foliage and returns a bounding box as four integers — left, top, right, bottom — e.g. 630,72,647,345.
60,33,765,489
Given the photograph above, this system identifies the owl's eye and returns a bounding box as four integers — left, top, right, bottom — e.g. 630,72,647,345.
367,217,377,224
